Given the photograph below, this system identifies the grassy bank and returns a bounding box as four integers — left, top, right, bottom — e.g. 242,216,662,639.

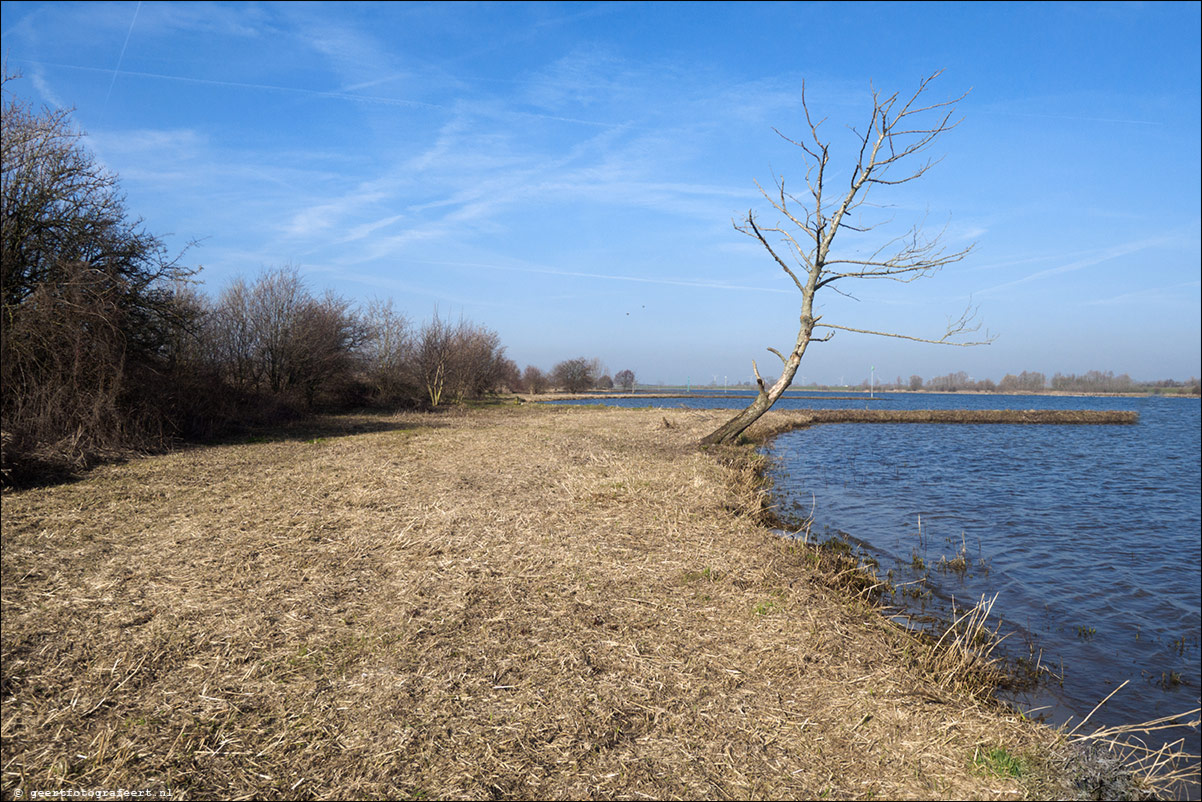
2,405,1104,799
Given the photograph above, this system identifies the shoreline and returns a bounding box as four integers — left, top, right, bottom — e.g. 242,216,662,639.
0,405,1143,799
526,394,1140,426
525,389,1198,401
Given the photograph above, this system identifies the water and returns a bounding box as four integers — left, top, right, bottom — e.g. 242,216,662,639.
553,391,1202,767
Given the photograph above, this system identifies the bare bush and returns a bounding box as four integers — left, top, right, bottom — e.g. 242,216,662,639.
2,72,194,475
199,266,365,410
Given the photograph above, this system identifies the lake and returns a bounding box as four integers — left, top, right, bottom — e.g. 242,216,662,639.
552,391,1201,767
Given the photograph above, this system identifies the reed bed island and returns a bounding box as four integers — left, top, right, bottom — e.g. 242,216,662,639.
2,404,1135,799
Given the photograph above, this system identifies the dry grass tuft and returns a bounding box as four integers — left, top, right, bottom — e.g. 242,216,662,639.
4,405,1085,799
923,595,1011,701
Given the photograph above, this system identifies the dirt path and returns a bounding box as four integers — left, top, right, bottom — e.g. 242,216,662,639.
2,405,1074,799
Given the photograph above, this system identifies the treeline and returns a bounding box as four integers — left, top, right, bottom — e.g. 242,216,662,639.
1,75,522,481
522,359,636,394
175,269,519,415
1,76,649,483
859,371,1200,395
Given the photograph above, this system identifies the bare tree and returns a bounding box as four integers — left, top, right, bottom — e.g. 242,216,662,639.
522,365,548,394
411,312,458,407
551,358,595,393
494,357,521,393
615,369,636,392
249,266,310,396
288,290,368,408
206,277,259,392
998,371,1046,393
360,298,414,405
201,267,365,408
702,72,991,445
448,323,505,402
407,312,507,407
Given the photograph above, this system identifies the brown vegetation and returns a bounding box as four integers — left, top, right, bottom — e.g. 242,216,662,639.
2,75,521,484
2,71,196,473
753,408,1139,430
4,404,1098,800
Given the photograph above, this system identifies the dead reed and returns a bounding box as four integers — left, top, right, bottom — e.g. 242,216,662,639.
1062,682,1201,800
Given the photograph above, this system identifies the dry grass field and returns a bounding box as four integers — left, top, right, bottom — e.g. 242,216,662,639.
2,404,1103,799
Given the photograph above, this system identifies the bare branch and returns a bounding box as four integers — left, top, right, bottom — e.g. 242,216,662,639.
817,242,974,289
816,322,994,346
816,304,995,346
738,212,808,293
750,359,767,392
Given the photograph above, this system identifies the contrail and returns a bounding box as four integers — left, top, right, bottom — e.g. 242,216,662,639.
29,60,614,127
416,258,792,294
104,0,142,109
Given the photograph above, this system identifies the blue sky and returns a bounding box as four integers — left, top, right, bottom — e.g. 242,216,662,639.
3,1,1199,385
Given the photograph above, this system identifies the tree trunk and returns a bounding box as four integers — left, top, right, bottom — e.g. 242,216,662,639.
699,388,774,445
700,315,814,445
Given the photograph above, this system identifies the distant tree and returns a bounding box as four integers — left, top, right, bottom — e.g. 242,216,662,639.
410,312,458,407
702,72,990,445
928,371,971,392
552,358,596,393
522,365,548,394
587,358,607,386
447,323,503,401
998,371,1046,393
360,298,414,406
596,374,614,390
494,357,521,393
615,369,636,391
1050,370,1135,394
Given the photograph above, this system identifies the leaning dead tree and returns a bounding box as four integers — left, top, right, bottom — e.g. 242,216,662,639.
701,71,992,446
